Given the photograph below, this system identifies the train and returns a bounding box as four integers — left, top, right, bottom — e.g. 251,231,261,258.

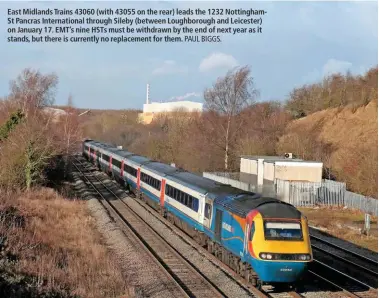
82,139,313,290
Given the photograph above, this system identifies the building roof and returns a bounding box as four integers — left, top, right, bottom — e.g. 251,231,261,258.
241,155,303,161
264,159,322,164
241,155,289,160
241,155,322,164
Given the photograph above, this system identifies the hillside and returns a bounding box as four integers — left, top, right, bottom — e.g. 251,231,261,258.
277,99,378,198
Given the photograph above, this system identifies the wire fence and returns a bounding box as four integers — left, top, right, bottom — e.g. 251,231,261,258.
203,172,378,216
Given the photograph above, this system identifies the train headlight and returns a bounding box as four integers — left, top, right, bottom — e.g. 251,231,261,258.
299,254,311,260
261,253,267,259
266,254,272,260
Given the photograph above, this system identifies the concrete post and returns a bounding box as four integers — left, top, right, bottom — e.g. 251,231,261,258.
257,158,264,188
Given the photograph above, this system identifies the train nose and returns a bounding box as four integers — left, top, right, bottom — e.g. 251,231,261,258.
254,260,308,283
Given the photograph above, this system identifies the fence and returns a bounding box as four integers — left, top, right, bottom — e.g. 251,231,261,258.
275,179,346,207
344,191,378,215
203,172,378,216
203,172,276,197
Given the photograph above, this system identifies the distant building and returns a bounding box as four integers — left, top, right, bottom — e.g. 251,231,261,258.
138,84,203,124
42,107,67,122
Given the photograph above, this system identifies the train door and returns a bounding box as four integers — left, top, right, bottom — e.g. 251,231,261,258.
214,209,223,242
203,198,213,229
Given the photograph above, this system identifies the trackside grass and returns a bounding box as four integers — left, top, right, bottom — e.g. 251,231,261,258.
299,206,378,252
0,187,129,298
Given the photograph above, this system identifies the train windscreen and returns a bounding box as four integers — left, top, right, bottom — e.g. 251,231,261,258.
263,222,303,240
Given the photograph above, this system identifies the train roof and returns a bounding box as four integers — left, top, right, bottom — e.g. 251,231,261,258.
142,161,180,176
116,150,135,158
125,154,152,166
166,171,241,196
214,194,301,218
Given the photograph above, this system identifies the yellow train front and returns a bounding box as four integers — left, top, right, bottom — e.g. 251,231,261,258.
211,194,313,287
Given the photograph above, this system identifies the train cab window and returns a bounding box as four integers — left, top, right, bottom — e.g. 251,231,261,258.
204,203,212,219
249,222,255,241
264,222,303,240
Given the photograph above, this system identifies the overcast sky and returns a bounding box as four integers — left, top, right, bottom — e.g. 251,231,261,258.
1,1,377,109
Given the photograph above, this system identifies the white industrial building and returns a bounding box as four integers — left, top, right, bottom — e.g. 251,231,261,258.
138,84,203,124
239,154,324,187
142,101,203,114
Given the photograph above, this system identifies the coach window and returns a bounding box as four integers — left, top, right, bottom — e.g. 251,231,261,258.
166,185,170,196
169,186,173,197
188,196,193,209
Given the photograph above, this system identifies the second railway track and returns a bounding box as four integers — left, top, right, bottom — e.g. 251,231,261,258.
73,158,226,298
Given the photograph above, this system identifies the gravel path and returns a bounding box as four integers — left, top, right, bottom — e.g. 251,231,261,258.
72,171,184,298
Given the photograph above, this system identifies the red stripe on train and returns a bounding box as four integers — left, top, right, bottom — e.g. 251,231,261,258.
160,179,166,207
137,168,141,190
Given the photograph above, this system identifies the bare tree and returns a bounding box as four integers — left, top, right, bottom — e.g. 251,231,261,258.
8,68,58,117
0,68,64,190
202,65,259,170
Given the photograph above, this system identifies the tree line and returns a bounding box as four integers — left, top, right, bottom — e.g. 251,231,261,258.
0,65,376,197
82,65,377,197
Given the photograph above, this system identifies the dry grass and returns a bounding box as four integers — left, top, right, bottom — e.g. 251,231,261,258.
0,187,129,297
299,207,378,252
278,99,378,197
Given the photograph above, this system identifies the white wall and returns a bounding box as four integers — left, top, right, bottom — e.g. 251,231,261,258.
240,158,257,174
264,162,275,181
143,101,203,113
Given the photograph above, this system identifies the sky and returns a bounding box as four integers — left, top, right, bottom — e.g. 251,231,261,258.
0,1,378,110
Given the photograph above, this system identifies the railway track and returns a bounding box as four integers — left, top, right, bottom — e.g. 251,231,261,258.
308,235,378,297
310,234,378,275
73,157,377,298
73,158,225,298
